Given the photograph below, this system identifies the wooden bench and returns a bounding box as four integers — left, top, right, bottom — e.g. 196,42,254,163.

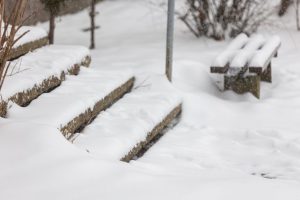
210,33,281,98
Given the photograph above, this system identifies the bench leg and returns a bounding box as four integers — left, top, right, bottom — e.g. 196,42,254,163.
261,63,272,83
248,76,261,99
226,75,261,99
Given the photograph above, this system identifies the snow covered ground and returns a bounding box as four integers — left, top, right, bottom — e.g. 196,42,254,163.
2,45,89,101
14,26,47,47
1,0,300,199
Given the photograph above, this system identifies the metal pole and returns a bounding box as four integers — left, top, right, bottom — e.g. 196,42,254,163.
166,0,175,82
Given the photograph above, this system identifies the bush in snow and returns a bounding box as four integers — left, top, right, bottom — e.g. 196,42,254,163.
180,0,275,40
279,0,293,16
0,0,28,92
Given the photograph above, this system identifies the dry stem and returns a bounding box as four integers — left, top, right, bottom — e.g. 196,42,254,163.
0,0,28,92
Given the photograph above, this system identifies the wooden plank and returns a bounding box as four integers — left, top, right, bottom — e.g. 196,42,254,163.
210,64,229,73
249,36,281,69
226,74,261,98
212,34,249,67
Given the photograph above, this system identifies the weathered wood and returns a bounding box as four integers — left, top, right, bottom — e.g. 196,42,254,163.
0,100,7,118
248,67,263,75
82,25,100,32
210,64,229,73
89,0,96,49
261,63,272,83
226,74,261,98
210,34,280,98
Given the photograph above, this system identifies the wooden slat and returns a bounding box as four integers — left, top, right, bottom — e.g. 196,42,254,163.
210,64,229,73
249,36,281,69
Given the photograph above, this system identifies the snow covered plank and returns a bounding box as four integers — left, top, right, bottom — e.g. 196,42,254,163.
0,45,91,117
228,34,266,75
211,34,265,72
249,36,281,82
8,68,135,139
211,33,249,73
74,75,182,162
210,34,280,98
2,26,49,60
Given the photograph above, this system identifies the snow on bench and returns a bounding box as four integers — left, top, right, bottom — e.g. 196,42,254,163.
8,68,135,139
230,35,265,68
5,26,49,60
210,34,281,98
212,33,249,70
249,36,281,70
0,45,91,115
74,75,182,162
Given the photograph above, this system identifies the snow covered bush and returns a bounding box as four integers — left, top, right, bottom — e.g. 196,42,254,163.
279,0,293,16
180,0,275,40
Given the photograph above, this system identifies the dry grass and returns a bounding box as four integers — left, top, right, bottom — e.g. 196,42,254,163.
0,0,29,117
0,0,29,92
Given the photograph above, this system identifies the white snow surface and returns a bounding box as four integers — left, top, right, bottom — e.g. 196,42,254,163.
8,67,134,129
14,26,48,47
250,36,281,68
230,34,266,67
1,45,89,101
75,75,182,160
1,0,300,199
212,33,248,66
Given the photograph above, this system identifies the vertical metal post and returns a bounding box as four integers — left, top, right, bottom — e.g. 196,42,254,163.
166,0,175,82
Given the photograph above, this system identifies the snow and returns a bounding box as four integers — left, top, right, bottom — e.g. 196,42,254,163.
230,34,265,67
250,36,281,68
14,26,48,47
210,73,225,90
226,33,249,51
1,122,300,200
1,0,300,199
74,74,182,160
212,50,237,67
8,68,133,129
1,45,89,101
212,33,248,66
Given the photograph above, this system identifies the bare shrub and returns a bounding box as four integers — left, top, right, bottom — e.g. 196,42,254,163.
180,0,275,40
296,0,300,30
279,0,293,16
0,0,28,92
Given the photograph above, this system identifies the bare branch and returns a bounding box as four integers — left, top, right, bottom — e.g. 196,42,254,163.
0,0,28,92
180,0,275,40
